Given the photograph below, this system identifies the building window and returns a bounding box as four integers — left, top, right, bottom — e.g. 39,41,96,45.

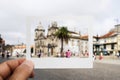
103,44,106,49
104,39,106,43
111,44,114,49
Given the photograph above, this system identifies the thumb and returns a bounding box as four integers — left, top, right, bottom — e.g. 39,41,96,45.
9,60,34,80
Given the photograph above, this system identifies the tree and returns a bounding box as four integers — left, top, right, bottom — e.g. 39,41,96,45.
55,27,70,56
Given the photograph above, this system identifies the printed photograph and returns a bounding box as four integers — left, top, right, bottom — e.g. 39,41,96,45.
29,16,90,58
1,0,120,80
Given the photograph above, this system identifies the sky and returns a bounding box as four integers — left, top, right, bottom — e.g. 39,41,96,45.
0,0,120,45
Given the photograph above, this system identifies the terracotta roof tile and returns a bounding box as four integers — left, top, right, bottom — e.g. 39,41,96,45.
80,35,88,39
99,31,116,38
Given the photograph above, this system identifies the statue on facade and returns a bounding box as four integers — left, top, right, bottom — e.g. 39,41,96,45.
51,21,57,27
37,22,43,29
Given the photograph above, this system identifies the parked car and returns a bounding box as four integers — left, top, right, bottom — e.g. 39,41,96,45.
103,51,110,56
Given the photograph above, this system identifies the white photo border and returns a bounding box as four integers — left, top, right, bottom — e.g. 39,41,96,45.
26,16,93,69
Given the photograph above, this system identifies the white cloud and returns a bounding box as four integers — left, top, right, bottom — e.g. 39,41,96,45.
100,0,111,10
93,17,116,36
0,0,120,44
1,31,26,45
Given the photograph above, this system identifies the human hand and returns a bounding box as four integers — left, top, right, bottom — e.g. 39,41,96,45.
0,58,34,80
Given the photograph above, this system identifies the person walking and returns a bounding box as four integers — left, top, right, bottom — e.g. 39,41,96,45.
99,52,103,60
38,50,41,58
6,51,9,58
116,52,119,58
66,49,71,58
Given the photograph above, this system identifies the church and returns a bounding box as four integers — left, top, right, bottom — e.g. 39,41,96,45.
34,21,88,57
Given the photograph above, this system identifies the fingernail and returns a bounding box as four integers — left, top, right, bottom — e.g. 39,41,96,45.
22,60,34,69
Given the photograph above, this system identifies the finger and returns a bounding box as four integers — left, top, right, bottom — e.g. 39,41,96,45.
30,71,34,78
9,60,34,80
0,58,26,79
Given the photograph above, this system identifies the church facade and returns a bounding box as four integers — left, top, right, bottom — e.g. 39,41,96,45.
34,22,88,57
